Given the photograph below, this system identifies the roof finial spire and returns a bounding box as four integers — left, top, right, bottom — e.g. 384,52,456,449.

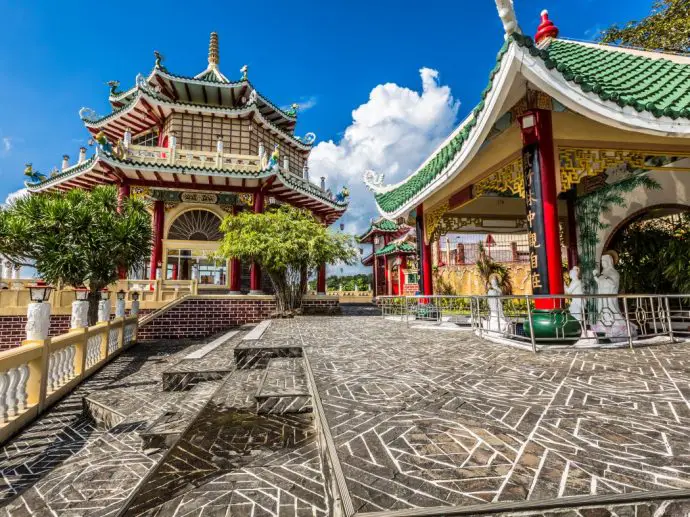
208,32,219,66
535,10,559,44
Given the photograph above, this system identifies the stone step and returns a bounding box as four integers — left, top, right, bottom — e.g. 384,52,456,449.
255,357,312,414
162,328,245,391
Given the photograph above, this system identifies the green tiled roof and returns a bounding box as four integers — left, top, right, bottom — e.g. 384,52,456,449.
544,39,690,118
374,34,690,215
357,218,405,241
375,242,417,256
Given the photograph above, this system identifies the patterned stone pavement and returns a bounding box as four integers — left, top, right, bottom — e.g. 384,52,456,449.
2,305,690,516
296,308,690,515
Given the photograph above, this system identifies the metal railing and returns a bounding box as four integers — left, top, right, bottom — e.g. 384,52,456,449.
378,294,690,352
0,315,138,444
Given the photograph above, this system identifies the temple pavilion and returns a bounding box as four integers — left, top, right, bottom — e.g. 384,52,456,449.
358,218,417,297
365,3,690,330
25,33,347,294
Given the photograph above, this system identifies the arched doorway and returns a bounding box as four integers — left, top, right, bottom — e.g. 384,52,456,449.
165,209,227,285
604,204,690,294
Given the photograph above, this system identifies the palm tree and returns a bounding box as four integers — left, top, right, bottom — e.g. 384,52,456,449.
0,186,152,324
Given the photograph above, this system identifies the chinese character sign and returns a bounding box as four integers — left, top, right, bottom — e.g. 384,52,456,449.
522,143,550,295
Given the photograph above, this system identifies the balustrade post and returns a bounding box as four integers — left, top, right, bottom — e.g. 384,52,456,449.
622,297,634,350
526,296,537,353
73,328,88,380
27,340,50,413
117,319,125,352
98,322,110,362
665,296,675,343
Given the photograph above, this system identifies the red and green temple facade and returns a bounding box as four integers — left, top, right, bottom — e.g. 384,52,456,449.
26,33,348,294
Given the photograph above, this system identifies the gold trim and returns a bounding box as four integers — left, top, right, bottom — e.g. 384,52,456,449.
424,201,450,244
473,156,524,198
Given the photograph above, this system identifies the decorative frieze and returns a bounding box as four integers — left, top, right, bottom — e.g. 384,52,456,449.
473,157,525,198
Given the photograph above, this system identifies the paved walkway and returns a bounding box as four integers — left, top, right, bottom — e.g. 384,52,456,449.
1,305,690,516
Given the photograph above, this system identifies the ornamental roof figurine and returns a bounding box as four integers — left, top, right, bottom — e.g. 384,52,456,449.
534,10,559,45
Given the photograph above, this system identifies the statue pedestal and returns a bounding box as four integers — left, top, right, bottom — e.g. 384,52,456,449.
524,309,581,342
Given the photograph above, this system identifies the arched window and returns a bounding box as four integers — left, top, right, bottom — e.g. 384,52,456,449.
168,210,223,241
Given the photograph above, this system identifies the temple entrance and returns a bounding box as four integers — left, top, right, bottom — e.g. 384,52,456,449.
391,266,400,295
164,209,228,287
605,204,690,294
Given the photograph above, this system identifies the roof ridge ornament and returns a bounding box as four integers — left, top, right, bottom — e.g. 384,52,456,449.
208,32,219,66
495,0,521,39
535,10,559,45
363,169,385,193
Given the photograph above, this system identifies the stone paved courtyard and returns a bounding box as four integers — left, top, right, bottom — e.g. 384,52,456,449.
1,305,690,516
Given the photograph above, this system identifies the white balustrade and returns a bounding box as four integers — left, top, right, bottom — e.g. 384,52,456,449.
124,144,261,173
47,345,76,393
124,324,136,346
85,334,102,369
108,328,119,355
0,364,31,423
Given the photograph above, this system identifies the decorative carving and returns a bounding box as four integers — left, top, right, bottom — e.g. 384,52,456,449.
180,192,218,204
510,92,552,120
238,193,253,206
164,202,178,212
302,132,316,145
78,107,99,122
424,201,450,243
473,157,524,198
97,300,111,323
130,187,151,199
494,0,520,38
25,303,51,341
559,147,646,192
363,170,385,192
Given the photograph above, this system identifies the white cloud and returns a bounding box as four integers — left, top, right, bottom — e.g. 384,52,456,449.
282,96,318,113
2,138,11,153
308,67,459,273
3,188,28,207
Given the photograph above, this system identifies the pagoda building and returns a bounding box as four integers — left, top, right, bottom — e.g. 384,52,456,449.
358,218,417,297
25,33,348,294
365,3,690,335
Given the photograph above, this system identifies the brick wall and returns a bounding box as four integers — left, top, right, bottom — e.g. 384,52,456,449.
0,315,71,350
137,297,277,342
302,297,341,315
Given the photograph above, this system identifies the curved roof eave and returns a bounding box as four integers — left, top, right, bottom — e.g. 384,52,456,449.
86,86,313,151
370,38,690,220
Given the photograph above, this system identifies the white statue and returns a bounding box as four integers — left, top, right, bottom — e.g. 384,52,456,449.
565,266,584,321
591,251,636,341
486,274,509,333
494,0,521,38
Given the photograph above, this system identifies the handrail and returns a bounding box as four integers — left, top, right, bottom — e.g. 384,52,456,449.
0,314,140,445
124,143,261,172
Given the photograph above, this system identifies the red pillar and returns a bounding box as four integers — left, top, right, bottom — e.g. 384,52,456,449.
229,206,242,293
317,263,327,294
249,192,264,294
416,204,433,296
399,256,406,295
384,255,390,295
519,109,564,309
117,183,131,279
372,253,378,297
149,200,164,280
566,192,578,269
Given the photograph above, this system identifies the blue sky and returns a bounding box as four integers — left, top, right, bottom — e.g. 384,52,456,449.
0,0,651,272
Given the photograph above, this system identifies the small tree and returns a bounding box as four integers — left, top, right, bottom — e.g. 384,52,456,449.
475,242,513,294
217,206,357,314
599,0,689,53
0,186,152,324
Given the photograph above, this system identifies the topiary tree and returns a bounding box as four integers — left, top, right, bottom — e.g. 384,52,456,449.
217,205,357,314
0,186,152,324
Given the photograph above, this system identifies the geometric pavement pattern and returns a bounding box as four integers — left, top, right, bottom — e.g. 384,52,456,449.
1,305,690,516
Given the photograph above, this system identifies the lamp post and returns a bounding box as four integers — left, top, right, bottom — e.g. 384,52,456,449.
25,281,53,341
130,291,140,316
97,289,111,323
115,289,126,318
70,287,90,330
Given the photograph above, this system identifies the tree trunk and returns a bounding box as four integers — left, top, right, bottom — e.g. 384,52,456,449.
87,290,101,326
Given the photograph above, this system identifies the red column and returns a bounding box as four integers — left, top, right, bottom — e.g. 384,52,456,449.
229,206,242,293
372,253,378,297
566,192,578,269
149,200,164,280
249,192,264,294
416,204,433,296
317,263,327,294
399,256,406,295
384,255,390,295
117,183,131,279
519,109,564,309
